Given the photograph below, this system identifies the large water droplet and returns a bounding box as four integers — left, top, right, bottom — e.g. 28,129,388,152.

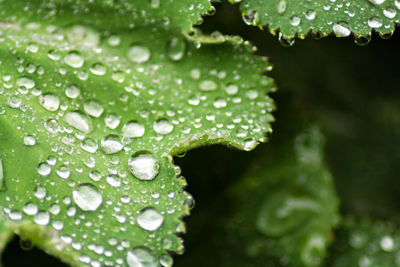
89,63,106,76
137,208,164,231
84,100,104,118
34,211,50,226
104,113,120,129
39,94,60,111
369,0,385,5
64,112,92,134
153,119,173,135
127,247,157,267
127,44,151,63
368,17,383,28
38,162,51,176
101,135,123,154
128,152,159,181
123,121,145,138
333,22,351,37
72,183,102,211
166,36,186,61
65,85,80,99
64,51,84,68
24,135,36,146
23,202,38,215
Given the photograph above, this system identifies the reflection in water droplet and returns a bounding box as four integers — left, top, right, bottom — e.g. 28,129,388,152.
101,135,123,154
166,36,186,61
127,247,157,267
123,121,145,138
64,112,92,134
127,45,151,63
72,183,102,211
137,208,164,231
153,119,173,135
128,152,159,181
39,94,60,111
64,51,84,68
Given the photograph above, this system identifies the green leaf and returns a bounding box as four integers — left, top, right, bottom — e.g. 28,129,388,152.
177,126,340,267
0,4,275,267
232,0,400,44
326,217,400,267
0,0,212,33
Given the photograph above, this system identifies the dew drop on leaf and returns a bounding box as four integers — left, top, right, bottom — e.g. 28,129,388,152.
89,63,107,76
64,51,84,68
153,119,173,135
104,113,120,129
166,36,186,61
23,202,38,215
39,94,60,111
37,162,51,176
84,100,104,118
65,85,81,99
333,22,351,37
101,134,123,154
72,183,103,211
137,208,164,231
199,80,217,91
123,121,145,138
127,44,151,63
34,210,50,226
128,152,159,181
64,111,92,134
126,247,157,267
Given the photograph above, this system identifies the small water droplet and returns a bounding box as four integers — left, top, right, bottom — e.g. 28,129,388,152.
127,247,157,267
166,36,186,61
383,8,397,18
72,183,102,211
23,202,38,215
369,0,385,5
24,135,36,146
104,113,120,129
16,77,35,89
123,121,145,138
380,236,394,252
90,63,106,76
290,16,301,26
65,85,80,99
64,51,84,68
81,138,98,153
34,211,50,225
243,10,258,26
127,44,151,63
39,94,60,111
101,135,123,154
64,111,92,134
38,162,51,176
128,152,159,181
277,0,287,14
153,119,173,135
84,100,104,118
213,98,227,108
65,25,100,47
137,208,164,231
56,165,71,179
368,17,382,28
305,10,316,20
333,22,351,37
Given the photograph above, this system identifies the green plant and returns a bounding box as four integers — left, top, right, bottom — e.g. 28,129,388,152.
0,0,399,266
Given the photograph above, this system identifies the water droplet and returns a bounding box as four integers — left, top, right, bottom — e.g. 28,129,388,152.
84,100,104,118
127,247,157,267
72,183,102,211
383,8,397,18
369,0,385,5
123,121,145,138
101,135,123,154
27,42,39,53
64,112,92,134
137,208,164,231
380,236,394,252
24,135,36,146
127,44,151,63
190,69,201,80
160,254,173,267
213,98,227,108
128,152,159,181
333,22,351,37
107,35,121,46
34,186,46,199
81,138,98,153
64,51,84,68
368,17,382,28
65,25,100,47
0,159,4,191
90,63,106,76
23,202,38,215
39,94,60,111
34,211,50,225
153,119,173,135
166,36,186,61
354,34,372,46
305,10,316,20
38,162,51,176
278,32,295,47
56,165,71,179
16,77,35,89
104,113,120,129
277,0,287,14
243,10,258,26
112,71,125,83
290,16,301,26
224,83,239,95
65,85,80,99
199,80,217,91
